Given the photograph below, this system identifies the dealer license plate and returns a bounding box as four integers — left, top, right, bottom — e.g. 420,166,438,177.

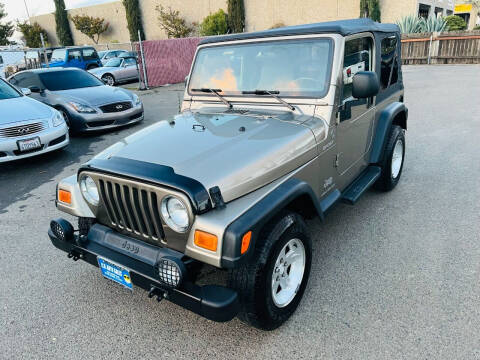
17,137,41,152
97,257,133,290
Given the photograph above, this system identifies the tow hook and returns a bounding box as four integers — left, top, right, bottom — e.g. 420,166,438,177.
67,250,83,261
148,286,169,302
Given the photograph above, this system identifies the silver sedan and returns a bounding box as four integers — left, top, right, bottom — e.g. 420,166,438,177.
0,78,69,163
88,57,139,86
8,68,143,133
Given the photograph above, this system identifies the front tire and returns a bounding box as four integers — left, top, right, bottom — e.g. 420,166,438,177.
102,74,115,86
375,125,405,191
227,211,312,330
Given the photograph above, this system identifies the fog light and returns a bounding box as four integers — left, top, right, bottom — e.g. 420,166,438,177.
157,257,185,288
50,218,74,243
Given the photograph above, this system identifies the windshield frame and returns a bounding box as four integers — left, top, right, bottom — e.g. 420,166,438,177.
187,36,335,100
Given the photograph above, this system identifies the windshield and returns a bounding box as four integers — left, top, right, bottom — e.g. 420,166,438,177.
39,70,103,91
98,51,106,58
51,49,66,62
0,79,21,100
104,58,122,67
189,39,333,97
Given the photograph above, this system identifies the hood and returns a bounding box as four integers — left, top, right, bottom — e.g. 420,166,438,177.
52,86,132,106
0,96,53,125
89,67,117,76
93,109,320,203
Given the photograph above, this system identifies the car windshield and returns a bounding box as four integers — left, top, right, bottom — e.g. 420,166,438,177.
104,58,122,67
0,79,21,100
51,49,66,62
39,70,104,91
188,39,333,97
98,51,107,58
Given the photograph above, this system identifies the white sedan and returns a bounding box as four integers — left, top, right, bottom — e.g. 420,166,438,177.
0,78,69,163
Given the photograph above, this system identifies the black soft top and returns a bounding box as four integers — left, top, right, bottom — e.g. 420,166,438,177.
200,18,399,45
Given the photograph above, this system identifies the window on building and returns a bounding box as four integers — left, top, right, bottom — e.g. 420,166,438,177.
380,36,398,90
435,7,443,17
342,36,373,101
418,4,431,19
446,10,453,16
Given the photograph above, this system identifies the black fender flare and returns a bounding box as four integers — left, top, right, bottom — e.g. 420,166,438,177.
221,178,322,268
370,102,408,164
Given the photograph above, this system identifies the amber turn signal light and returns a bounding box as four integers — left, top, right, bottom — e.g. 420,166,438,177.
194,230,218,252
241,231,252,254
58,189,71,204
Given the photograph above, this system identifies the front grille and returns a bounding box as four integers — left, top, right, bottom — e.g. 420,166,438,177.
99,101,132,113
98,178,166,242
0,122,45,138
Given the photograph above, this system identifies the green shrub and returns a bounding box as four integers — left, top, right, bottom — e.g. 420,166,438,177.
227,0,245,33
419,15,447,33
445,15,467,31
122,0,145,41
396,15,422,34
199,9,228,36
156,5,194,38
474,25,480,30
54,0,73,46
17,22,48,48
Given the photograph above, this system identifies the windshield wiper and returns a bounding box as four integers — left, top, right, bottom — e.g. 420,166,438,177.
242,90,295,111
191,88,232,109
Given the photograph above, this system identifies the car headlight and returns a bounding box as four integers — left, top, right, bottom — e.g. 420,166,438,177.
160,196,189,233
132,93,141,105
69,101,96,113
79,175,100,206
52,111,65,127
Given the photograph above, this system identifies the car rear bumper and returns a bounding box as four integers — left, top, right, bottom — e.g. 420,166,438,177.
0,124,69,163
69,104,144,132
48,222,240,322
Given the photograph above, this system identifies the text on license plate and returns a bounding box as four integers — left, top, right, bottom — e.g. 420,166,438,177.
97,257,133,290
17,137,41,152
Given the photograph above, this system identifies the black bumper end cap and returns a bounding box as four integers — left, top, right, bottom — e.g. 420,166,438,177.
200,285,240,322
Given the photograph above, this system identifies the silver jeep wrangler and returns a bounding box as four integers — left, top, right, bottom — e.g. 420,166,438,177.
49,19,407,330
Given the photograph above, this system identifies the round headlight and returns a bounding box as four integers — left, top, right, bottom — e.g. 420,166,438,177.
79,175,99,206
160,196,189,233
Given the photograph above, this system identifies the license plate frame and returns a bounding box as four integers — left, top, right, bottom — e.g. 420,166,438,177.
17,137,41,152
97,257,133,290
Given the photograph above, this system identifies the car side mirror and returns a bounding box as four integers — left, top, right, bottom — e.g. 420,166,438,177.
28,86,42,93
21,88,31,96
352,71,379,99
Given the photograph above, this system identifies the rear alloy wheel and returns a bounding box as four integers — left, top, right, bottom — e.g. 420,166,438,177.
375,124,405,191
102,74,115,86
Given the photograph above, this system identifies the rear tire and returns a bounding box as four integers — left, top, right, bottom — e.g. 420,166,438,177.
375,125,405,191
227,211,312,330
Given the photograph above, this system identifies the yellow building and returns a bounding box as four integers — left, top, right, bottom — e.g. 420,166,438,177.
454,3,480,29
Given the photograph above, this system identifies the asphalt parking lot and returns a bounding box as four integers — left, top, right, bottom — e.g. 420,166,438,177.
1,65,479,359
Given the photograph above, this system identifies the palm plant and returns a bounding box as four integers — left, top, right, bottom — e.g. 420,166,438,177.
419,15,447,33
396,15,422,34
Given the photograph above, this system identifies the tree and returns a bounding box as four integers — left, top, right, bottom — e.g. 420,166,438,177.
0,3,14,46
54,0,73,46
122,0,145,41
444,15,467,31
70,15,109,44
360,0,381,22
156,5,194,38
17,22,48,48
227,0,245,33
199,9,228,36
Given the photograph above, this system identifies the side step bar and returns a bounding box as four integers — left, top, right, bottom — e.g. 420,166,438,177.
341,166,381,205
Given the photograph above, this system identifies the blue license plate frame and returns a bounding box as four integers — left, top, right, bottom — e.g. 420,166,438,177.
97,257,133,290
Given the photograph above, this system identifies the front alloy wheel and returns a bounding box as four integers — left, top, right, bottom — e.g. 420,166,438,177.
102,74,115,86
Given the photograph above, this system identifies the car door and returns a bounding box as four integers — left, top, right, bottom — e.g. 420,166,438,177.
336,34,376,184
66,49,83,69
11,72,47,104
122,58,138,80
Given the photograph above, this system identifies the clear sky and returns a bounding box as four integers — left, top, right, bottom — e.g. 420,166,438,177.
1,0,119,43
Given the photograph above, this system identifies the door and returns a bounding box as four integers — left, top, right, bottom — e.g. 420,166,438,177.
11,73,47,103
122,58,138,80
66,49,83,69
336,35,376,181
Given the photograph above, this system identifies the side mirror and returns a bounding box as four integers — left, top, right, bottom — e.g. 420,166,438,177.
21,88,31,96
28,86,42,93
352,71,379,99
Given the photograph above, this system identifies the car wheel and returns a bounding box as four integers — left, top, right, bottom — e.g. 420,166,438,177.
58,108,71,128
102,74,115,86
227,211,312,330
375,124,405,191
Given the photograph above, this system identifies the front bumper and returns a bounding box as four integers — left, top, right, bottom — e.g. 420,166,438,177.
0,124,69,163
48,222,239,322
69,104,144,132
